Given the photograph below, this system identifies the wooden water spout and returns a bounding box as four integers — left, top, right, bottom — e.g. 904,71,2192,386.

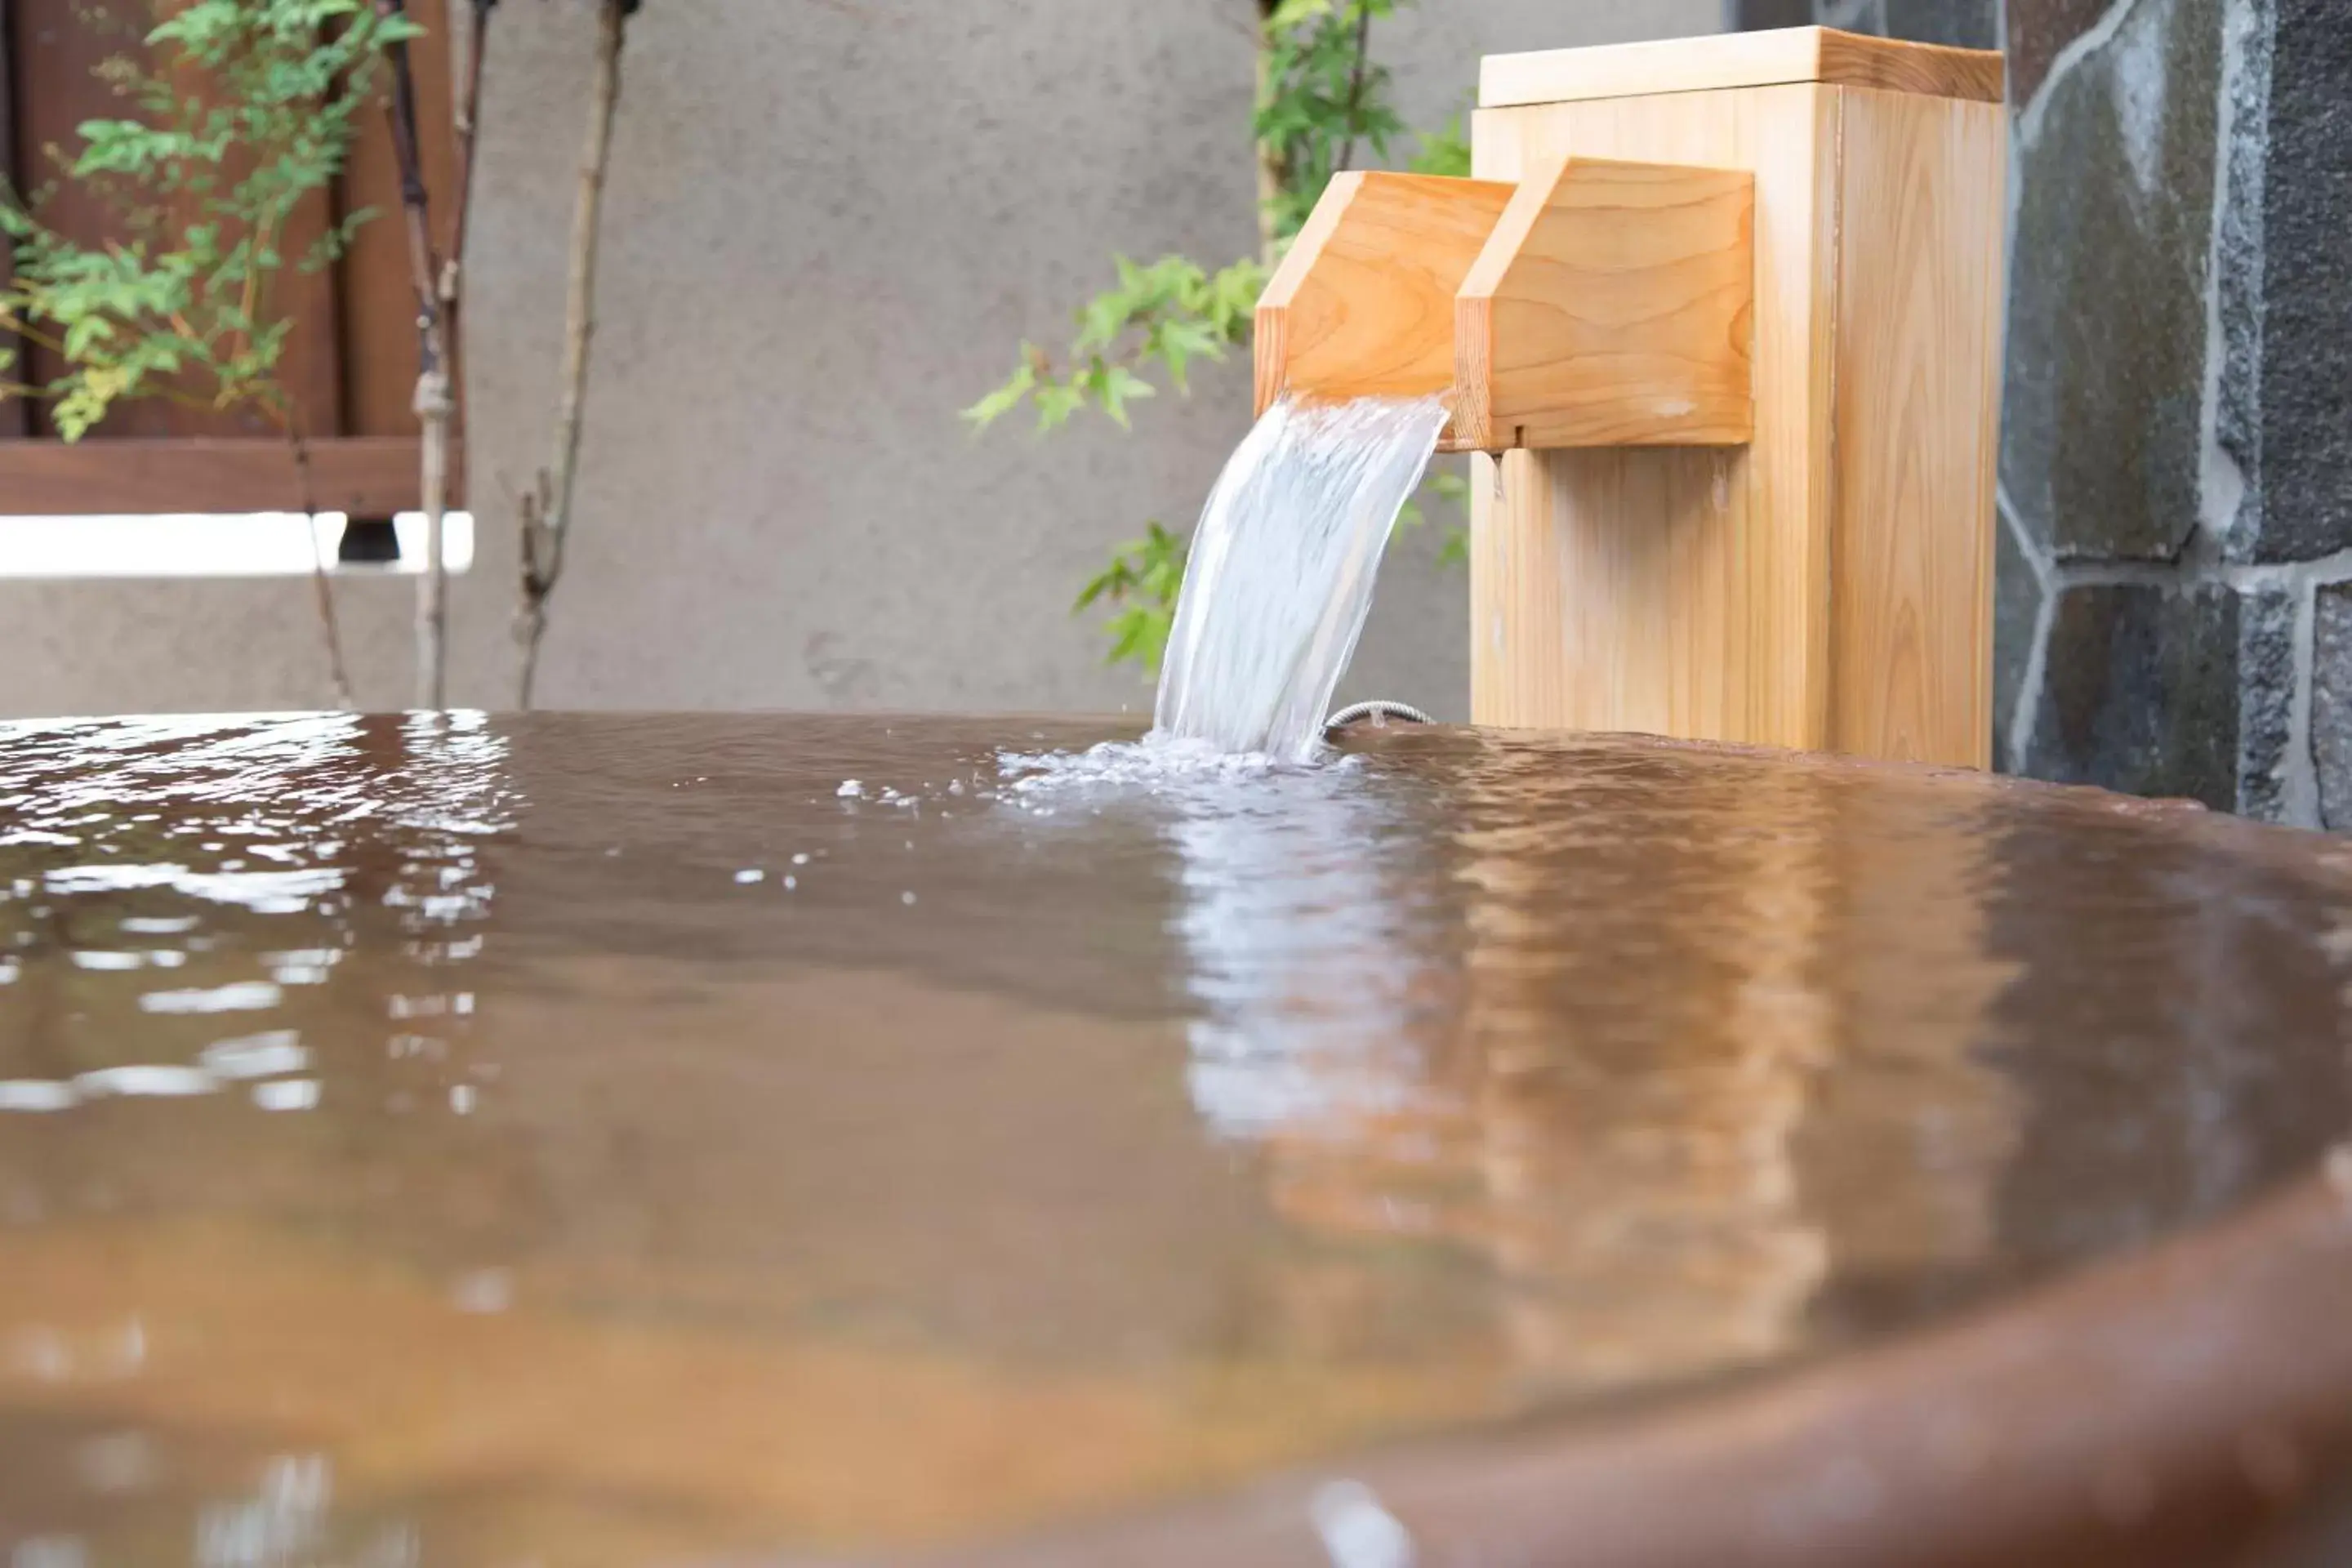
1257,160,1755,452
1254,27,2007,769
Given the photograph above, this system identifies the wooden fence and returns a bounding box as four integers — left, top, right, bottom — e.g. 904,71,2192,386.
0,0,462,514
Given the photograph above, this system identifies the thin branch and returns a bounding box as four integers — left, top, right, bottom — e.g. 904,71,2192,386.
447,0,493,287
233,207,279,363
146,384,222,413
375,4,442,355
517,0,625,710
1334,1,1372,173
0,313,71,355
1252,0,1284,263
541,0,623,570
373,0,455,710
1212,0,1261,43
432,0,501,702
268,399,358,712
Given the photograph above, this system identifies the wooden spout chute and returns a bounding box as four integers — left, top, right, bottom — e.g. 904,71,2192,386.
1452,157,1754,452
1252,172,1517,418
1252,159,1754,453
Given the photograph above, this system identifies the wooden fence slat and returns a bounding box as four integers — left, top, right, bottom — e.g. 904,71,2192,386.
153,0,345,441
338,0,458,441
1,0,458,513
8,0,180,437
271,186,349,441
0,435,443,514
0,0,23,439
9,0,346,443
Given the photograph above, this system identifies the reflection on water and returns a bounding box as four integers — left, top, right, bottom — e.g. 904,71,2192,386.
1,713,2350,1564
0,711,510,1121
1160,761,1452,1141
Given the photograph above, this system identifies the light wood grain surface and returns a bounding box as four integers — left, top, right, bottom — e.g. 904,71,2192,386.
0,436,444,516
1469,83,1841,752
1828,87,2006,768
1481,26,2005,111
1452,157,1753,452
1254,172,1515,416
1468,73,2003,768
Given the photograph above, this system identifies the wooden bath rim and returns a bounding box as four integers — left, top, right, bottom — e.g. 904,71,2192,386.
911,1165,2352,1567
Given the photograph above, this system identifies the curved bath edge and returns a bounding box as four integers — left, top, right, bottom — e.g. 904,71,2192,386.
877,1160,2352,1568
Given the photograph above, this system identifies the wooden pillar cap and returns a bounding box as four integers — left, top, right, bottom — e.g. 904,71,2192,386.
1480,26,2006,111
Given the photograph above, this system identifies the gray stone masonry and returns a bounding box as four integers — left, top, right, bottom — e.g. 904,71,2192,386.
1759,0,2352,827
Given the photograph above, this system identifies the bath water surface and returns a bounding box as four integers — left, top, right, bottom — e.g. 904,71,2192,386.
3,714,2352,1561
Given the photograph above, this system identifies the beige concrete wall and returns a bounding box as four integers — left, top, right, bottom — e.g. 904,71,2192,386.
0,574,421,717
2,0,1723,721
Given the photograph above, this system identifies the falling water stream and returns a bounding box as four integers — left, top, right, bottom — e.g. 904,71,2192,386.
1153,394,1450,761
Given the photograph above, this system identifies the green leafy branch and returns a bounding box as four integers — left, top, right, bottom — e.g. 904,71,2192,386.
1074,521,1188,672
1256,0,1407,236
963,0,1474,676
963,254,1266,436
0,0,419,440
1406,466,1472,567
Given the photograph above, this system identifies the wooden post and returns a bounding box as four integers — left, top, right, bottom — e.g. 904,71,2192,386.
0,0,21,440
1467,27,2007,768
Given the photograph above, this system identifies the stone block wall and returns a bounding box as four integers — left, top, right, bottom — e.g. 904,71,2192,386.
1737,0,2352,828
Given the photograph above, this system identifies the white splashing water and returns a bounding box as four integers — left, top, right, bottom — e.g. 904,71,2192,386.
1153,394,1449,763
